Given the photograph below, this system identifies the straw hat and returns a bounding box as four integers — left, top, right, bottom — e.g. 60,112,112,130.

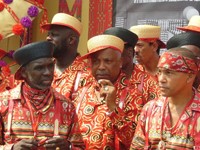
167,31,200,49
177,15,200,32
103,27,138,47
130,25,166,48
41,13,82,35
81,34,124,59
0,0,45,40
13,41,54,80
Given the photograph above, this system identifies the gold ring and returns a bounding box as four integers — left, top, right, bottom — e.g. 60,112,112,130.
56,147,60,150
104,86,109,91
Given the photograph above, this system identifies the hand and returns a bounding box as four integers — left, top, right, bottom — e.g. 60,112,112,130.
44,136,71,150
12,139,38,150
98,79,117,111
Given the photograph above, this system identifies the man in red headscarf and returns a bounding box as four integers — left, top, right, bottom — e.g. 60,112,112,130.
130,47,200,149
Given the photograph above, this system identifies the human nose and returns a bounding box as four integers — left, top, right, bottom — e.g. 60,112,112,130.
98,61,106,70
158,72,166,83
135,46,139,53
46,34,52,41
43,67,52,75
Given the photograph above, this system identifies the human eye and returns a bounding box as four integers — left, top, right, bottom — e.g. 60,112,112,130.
105,59,112,64
91,59,99,65
34,65,43,71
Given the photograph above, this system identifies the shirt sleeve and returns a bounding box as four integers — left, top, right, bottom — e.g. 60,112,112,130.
108,89,144,149
129,100,155,150
67,103,85,150
0,112,14,150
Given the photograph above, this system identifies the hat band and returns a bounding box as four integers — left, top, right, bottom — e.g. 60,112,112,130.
158,52,198,74
139,38,159,42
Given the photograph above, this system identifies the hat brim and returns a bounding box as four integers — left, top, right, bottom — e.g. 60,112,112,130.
80,46,122,60
14,66,23,80
41,23,80,35
177,26,200,33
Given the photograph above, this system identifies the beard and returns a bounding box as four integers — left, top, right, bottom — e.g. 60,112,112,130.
53,40,68,58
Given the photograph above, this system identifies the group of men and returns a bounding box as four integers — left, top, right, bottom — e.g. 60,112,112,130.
0,12,200,150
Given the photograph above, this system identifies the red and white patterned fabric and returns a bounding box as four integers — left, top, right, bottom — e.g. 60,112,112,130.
72,72,144,150
0,82,84,149
129,65,159,103
52,55,87,98
130,89,200,150
158,52,198,74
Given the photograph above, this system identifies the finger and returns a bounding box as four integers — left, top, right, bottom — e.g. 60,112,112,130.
98,79,112,87
45,137,63,144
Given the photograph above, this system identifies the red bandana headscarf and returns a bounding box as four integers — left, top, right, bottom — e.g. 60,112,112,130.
158,52,198,74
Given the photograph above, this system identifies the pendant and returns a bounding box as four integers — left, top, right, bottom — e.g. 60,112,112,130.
158,140,166,150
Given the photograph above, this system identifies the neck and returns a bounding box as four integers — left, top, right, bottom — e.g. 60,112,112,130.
143,54,159,76
55,51,77,72
168,88,193,107
122,63,134,79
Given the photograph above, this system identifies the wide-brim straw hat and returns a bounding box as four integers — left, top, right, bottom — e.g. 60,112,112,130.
80,34,124,60
0,0,44,40
103,27,138,47
177,15,200,33
130,25,166,48
13,41,54,80
41,13,82,35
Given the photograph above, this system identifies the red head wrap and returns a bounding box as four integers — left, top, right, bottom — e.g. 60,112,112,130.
158,52,198,74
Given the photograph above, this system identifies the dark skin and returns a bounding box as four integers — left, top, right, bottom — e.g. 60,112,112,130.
90,48,122,111
13,58,70,150
46,25,79,73
121,44,135,79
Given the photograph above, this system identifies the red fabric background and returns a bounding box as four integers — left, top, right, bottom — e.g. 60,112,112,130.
88,0,113,38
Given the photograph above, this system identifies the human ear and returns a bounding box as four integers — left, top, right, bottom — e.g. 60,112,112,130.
187,74,195,83
20,67,27,79
68,36,77,45
151,41,158,52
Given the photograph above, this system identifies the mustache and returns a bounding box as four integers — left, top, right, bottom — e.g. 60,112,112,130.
95,72,108,75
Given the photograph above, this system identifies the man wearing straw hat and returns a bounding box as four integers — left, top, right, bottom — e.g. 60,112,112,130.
72,34,143,149
0,41,84,150
103,27,159,103
130,25,166,78
41,13,87,98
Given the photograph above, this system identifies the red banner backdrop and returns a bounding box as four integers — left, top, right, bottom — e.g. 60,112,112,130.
88,0,113,38
59,0,82,20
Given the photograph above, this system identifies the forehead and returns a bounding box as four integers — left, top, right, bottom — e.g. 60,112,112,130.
136,40,149,45
91,48,121,59
28,57,54,65
48,25,69,32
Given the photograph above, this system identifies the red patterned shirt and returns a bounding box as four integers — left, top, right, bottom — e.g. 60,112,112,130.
72,72,144,150
52,56,87,98
129,65,159,103
130,90,200,150
0,82,84,150
136,64,158,81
